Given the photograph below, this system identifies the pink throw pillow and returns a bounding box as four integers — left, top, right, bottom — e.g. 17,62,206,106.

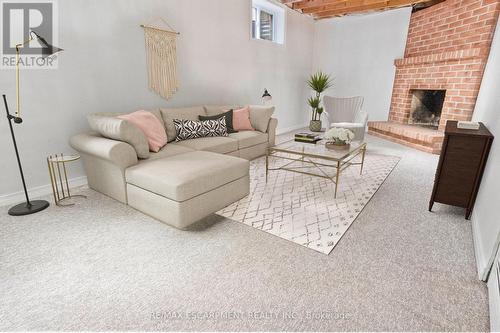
233,107,254,131
118,110,167,152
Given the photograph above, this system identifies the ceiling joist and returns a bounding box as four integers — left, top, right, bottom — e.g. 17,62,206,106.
281,0,439,19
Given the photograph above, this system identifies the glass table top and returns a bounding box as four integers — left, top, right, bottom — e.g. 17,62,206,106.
271,140,366,161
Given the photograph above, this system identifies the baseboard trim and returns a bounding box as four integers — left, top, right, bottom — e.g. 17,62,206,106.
276,123,308,135
0,176,88,208
472,210,489,280
472,210,500,281
0,124,306,208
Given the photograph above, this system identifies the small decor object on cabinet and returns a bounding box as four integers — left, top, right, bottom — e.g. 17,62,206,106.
429,121,493,219
324,127,355,150
47,154,87,206
457,121,480,130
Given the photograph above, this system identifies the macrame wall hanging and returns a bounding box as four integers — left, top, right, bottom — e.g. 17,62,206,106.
141,19,179,100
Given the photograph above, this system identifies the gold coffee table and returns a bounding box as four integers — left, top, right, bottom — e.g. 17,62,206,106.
266,140,367,198
47,154,87,206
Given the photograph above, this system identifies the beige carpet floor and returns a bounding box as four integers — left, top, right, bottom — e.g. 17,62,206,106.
0,134,489,331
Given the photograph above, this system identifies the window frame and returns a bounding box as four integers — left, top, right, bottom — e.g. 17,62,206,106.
250,0,286,45
252,6,275,41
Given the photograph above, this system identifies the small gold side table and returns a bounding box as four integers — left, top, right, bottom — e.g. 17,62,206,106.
47,154,87,206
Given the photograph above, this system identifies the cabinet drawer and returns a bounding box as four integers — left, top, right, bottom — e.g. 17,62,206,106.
429,120,493,219
434,135,486,207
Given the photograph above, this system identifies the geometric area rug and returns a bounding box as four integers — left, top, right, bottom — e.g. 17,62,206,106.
217,153,400,254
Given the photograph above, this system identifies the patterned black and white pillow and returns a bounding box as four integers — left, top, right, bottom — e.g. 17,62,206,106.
174,116,228,142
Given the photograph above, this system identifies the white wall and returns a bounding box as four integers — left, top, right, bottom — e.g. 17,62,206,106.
471,21,500,280
312,8,411,123
0,0,314,199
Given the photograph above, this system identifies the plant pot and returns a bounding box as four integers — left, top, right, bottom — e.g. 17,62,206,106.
325,141,350,150
309,120,322,132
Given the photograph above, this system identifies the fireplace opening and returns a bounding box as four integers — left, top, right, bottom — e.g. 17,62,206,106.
409,89,446,129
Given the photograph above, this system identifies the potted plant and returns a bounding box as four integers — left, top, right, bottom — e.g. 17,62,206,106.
324,127,355,150
307,71,333,132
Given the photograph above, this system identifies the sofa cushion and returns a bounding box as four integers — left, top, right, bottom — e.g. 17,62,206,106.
87,113,150,159
117,110,167,152
160,107,206,142
173,117,228,142
143,144,194,162
125,151,249,202
229,131,268,149
204,105,240,116
233,107,254,131
172,137,238,154
147,109,164,124
249,105,275,132
199,110,238,133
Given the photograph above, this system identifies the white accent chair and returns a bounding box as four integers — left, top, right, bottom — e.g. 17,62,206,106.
323,96,368,141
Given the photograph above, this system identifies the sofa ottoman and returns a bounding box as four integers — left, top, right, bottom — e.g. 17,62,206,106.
125,151,249,229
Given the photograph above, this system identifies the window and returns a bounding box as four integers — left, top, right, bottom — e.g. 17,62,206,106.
259,10,274,41
251,0,285,44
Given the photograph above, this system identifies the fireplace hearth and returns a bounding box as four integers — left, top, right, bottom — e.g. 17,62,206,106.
409,89,445,129
367,0,499,154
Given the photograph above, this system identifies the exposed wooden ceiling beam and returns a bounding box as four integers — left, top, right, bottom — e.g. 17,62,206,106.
281,0,435,19
313,0,428,18
302,0,363,14
293,0,345,10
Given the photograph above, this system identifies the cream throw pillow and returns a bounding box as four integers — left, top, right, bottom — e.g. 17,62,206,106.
203,105,241,116
160,107,206,142
248,105,275,133
87,113,150,159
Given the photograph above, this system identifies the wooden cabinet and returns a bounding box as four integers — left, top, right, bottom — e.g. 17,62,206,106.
429,121,493,219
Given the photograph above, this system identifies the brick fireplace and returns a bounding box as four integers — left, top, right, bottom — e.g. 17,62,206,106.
369,0,500,154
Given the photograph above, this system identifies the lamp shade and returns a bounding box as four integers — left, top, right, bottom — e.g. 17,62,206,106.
262,89,272,102
31,31,63,58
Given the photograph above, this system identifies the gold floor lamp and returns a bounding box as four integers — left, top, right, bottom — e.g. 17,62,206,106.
3,31,63,216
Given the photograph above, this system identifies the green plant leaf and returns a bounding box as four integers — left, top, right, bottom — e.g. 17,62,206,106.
307,96,320,108
307,71,333,94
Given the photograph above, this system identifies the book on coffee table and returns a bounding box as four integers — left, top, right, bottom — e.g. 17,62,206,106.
294,132,321,144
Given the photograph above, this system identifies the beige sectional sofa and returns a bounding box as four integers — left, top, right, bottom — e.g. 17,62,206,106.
70,105,277,229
